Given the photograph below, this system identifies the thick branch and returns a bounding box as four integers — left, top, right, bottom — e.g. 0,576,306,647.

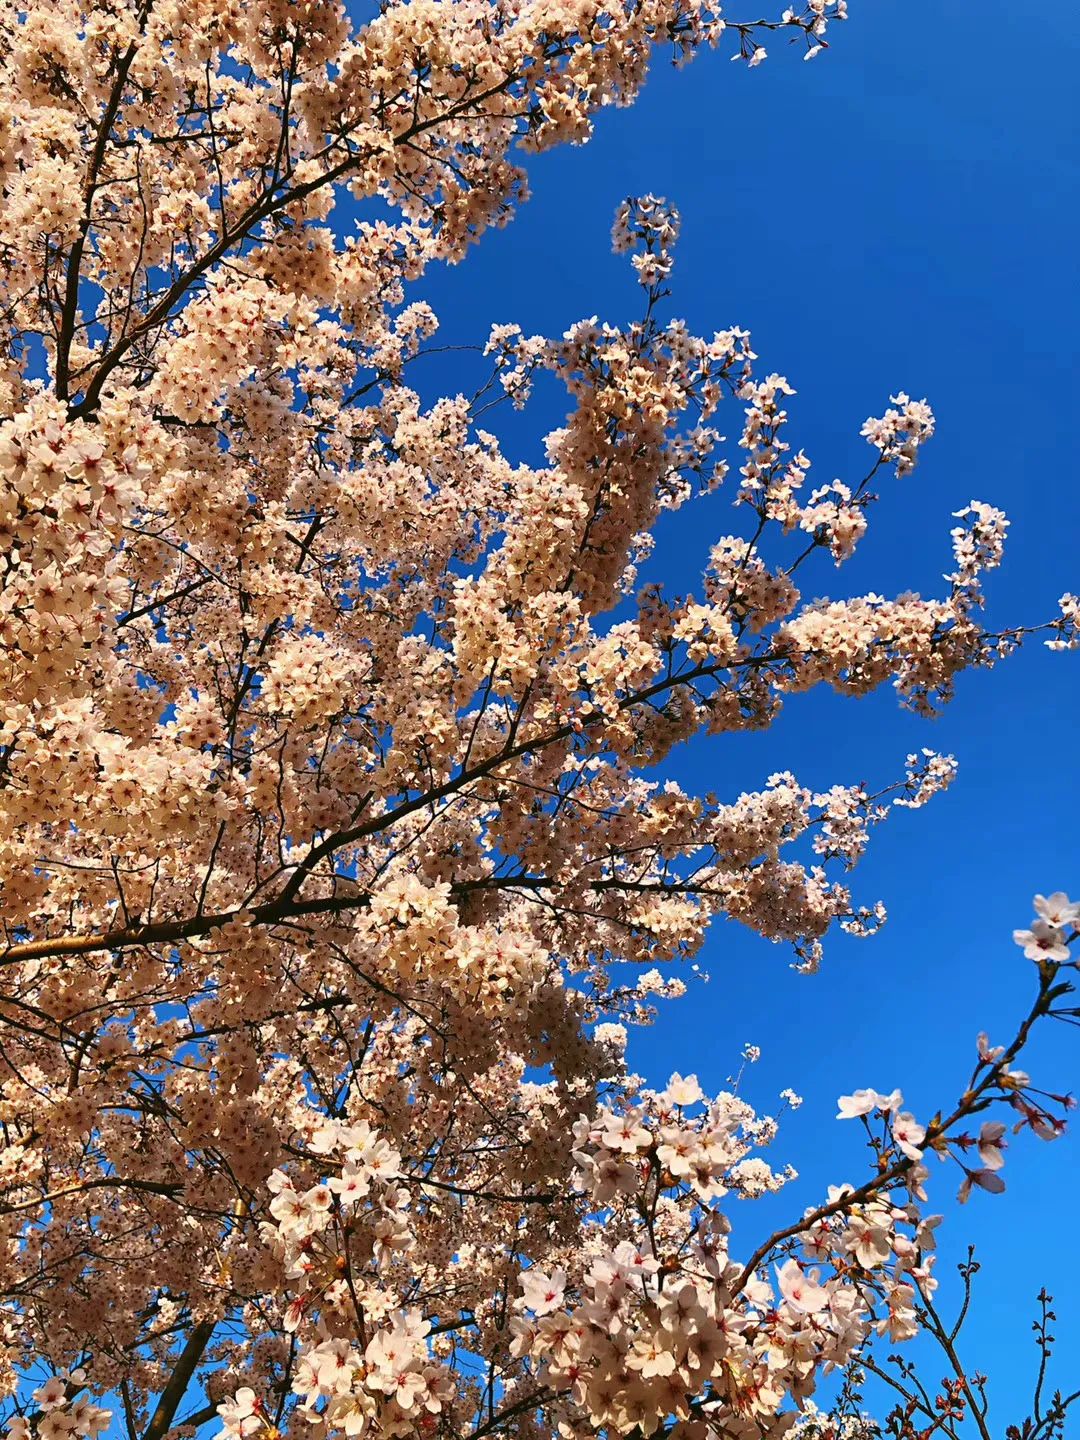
142,1319,217,1440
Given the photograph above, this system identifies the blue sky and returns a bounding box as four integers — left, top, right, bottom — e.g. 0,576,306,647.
403,0,1080,1422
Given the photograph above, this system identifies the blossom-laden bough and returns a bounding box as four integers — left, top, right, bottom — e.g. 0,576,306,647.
7,902,1077,1440
0,1,1076,1439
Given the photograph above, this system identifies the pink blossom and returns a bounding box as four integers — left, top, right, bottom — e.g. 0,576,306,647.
520,1268,568,1316
1013,920,1070,962
776,1259,830,1313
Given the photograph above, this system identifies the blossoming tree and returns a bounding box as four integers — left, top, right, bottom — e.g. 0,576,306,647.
0,2,1076,1440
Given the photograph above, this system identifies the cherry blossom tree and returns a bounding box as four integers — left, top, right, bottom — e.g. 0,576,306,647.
0,3,1076,1440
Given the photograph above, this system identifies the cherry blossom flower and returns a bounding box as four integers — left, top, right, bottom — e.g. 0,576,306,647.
977,1121,1008,1170
520,1268,568,1316
30,1382,67,1414
776,1259,830,1313
1013,920,1071,962
666,1072,704,1107
216,1390,261,1439
836,1089,880,1120
1034,892,1080,928
892,1112,927,1161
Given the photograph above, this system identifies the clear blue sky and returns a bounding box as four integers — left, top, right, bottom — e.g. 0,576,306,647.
404,0,1080,1422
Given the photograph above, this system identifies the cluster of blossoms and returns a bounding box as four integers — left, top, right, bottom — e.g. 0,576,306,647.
6,1375,108,1440
569,1072,796,1208
892,749,959,810
218,1120,460,1440
786,1402,877,1440
612,195,681,290
1013,891,1080,966
733,380,935,569
497,1009,1070,1439
264,1118,410,1322
0,399,141,717
858,395,935,479
1047,592,1080,650
199,909,1073,1440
